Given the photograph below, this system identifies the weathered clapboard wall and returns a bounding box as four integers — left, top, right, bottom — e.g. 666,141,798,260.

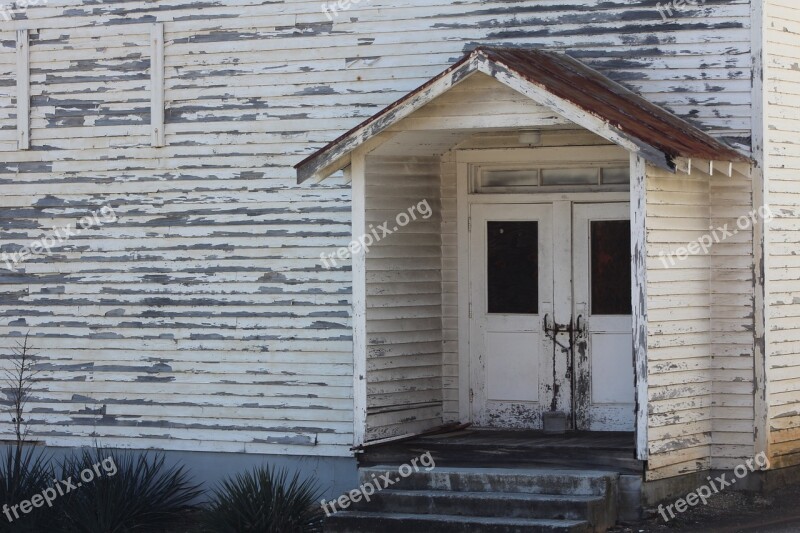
765,0,800,469
364,156,443,441
645,165,714,480
709,167,757,471
0,0,755,460
644,163,754,481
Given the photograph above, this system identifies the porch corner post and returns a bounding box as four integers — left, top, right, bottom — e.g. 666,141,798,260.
751,0,770,464
351,150,368,448
630,154,649,462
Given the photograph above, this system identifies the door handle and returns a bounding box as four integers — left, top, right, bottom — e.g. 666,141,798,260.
543,314,568,335
543,313,576,336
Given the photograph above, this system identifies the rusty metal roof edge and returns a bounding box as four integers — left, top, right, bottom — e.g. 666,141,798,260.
475,46,751,164
296,47,752,184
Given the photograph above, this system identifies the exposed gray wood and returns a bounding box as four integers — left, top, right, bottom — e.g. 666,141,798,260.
0,0,766,469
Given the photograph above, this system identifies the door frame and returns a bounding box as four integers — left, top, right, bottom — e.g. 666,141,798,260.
455,148,631,426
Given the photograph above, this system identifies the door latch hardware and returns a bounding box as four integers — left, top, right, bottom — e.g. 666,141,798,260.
542,313,574,351
543,313,582,381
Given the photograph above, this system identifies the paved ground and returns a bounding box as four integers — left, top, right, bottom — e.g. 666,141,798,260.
612,483,800,532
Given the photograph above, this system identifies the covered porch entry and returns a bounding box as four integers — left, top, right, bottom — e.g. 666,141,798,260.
296,47,749,465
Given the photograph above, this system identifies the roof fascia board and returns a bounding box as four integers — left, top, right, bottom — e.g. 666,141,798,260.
306,131,397,184
297,56,481,183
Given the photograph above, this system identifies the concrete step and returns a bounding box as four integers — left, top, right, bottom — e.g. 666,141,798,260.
330,466,620,532
359,466,618,496
350,489,606,522
324,511,591,533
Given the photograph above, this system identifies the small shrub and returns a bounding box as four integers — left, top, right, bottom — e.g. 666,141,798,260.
202,466,323,533
57,447,202,533
0,446,58,533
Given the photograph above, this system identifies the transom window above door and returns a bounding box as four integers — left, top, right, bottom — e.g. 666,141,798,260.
472,165,629,193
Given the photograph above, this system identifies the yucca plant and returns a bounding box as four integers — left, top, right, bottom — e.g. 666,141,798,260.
202,466,323,533
57,447,202,533
0,446,58,533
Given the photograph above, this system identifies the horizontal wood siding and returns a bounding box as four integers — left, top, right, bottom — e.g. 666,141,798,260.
644,162,755,479
0,1,753,458
709,168,756,469
364,156,443,441
0,17,356,456
765,0,800,469
645,165,713,480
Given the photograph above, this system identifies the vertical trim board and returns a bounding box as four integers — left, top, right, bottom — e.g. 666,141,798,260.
15,29,29,150
151,23,165,148
631,154,649,461
752,0,769,463
456,159,471,423
352,153,367,448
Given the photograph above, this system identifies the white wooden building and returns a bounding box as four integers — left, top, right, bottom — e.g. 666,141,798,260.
0,0,799,515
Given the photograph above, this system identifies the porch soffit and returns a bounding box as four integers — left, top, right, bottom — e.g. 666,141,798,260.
295,47,751,184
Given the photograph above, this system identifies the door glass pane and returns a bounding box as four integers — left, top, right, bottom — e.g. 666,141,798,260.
591,220,632,315
487,221,538,314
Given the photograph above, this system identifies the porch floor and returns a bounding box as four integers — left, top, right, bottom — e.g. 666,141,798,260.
358,428,643,475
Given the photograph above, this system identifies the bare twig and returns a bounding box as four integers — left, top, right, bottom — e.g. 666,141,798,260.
3,332,39,469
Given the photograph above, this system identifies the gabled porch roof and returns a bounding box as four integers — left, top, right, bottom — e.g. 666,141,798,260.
295,47,749,184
